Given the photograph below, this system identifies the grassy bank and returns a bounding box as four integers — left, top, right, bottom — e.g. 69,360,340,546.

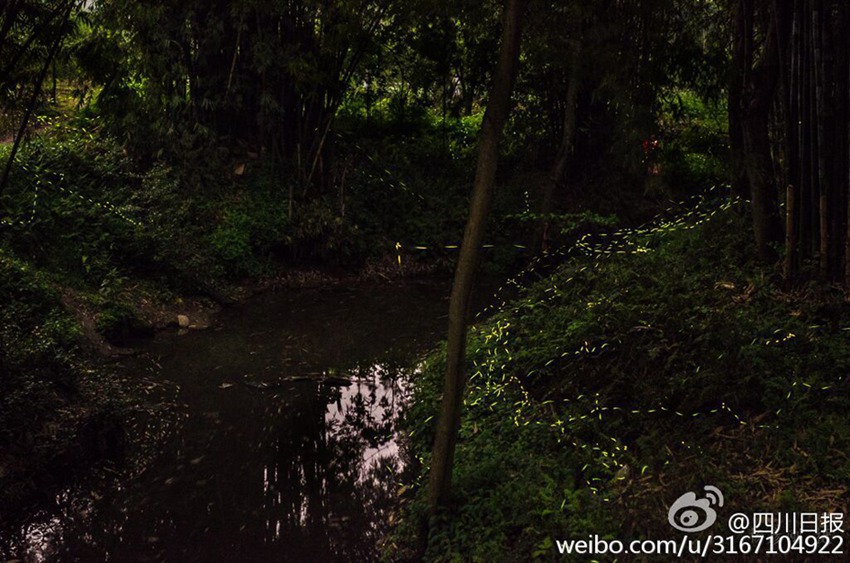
394,200,850,561
0,247,132,515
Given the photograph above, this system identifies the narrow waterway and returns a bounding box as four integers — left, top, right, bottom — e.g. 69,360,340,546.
2,282,450,562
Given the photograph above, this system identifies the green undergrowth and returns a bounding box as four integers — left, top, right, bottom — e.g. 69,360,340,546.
393,199,850,561
1,123,217,295
0,118,452,347
0,111,512,296
0,247,127,515
0,248,82,440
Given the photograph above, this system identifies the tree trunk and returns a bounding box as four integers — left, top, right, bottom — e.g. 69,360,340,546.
775,0,797,283
742,105,784,259
784,183,796,284
427,0,527,516
812,0,829,278
793,0,813,269
734,0,784,261
846,2,850,286
773,0,850,284
729,1,750,203
535,40,581,254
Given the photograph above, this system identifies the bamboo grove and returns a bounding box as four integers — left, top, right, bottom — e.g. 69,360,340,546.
3,0,849,285
731,0,850,284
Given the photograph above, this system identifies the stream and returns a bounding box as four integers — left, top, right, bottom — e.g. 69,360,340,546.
2,282,450,562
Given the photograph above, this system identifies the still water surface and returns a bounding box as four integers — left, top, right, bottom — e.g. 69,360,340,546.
3,283,449,562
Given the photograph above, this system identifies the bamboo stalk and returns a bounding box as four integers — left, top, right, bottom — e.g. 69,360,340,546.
794,1,810,264
224,26,242,101
806,3,819,259
813,0,828,278
846,2,850,286
785,183,797,284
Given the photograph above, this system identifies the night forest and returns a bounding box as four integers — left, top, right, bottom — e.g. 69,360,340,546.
1,0,850,561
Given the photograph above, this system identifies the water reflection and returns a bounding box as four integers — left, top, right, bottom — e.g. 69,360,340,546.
15,515,62,563
1,284,447,562
258,362,413,560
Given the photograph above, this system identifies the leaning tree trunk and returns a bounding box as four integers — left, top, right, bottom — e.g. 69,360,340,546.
0,0,76,198
427,0,527,516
